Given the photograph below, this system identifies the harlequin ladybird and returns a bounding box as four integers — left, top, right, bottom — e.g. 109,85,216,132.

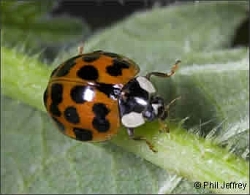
43,46,180,152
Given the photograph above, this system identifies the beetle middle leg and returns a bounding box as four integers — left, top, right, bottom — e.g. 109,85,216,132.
78,44,84,55
158,119,169,133
127,128,157,153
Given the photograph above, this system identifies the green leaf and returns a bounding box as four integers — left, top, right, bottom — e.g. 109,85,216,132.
82,1,248,63
1,2,249,194
2,96,207,194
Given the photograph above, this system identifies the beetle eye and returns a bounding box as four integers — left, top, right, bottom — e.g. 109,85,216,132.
143,110,151,118
143,106,156,121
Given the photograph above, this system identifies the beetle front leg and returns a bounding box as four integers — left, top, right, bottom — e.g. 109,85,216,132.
127,128,157,153
145,60,181,80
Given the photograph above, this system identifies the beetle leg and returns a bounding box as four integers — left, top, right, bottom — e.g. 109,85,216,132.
159,96,181,133
158,119,169,133
127,128,157,153
145,60,181,80
78,45,84,55
165,96,181,115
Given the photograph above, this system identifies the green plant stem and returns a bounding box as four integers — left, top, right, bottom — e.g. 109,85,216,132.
112,122,249,194
2,46,49,111
2,46,249,194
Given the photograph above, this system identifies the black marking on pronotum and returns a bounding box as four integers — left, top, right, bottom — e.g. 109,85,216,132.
151,96,167,119
119,78,149,116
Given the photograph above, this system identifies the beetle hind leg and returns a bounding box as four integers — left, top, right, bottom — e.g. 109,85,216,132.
127,128,157,153
78,44,84,55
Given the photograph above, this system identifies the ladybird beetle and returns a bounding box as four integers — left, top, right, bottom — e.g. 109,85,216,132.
43,46,180,152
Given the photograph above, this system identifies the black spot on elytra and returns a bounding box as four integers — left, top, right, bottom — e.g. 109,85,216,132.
70,86,87,103
92,103,109,117
51,83,63,104
73,127,93,141
77,65,99,81
106,59,130,76
43,88,48,105
92,50,103,53
56,55,80,77
64,106,80,124
50,67,59,77
49,103,61,117
92,118,110,132
49,83,63,116
52,117,65,132
92,103,110,132
82,53,101,62
103,52,121,59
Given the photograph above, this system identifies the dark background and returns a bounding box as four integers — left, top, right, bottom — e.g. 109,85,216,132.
51,0,249,48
